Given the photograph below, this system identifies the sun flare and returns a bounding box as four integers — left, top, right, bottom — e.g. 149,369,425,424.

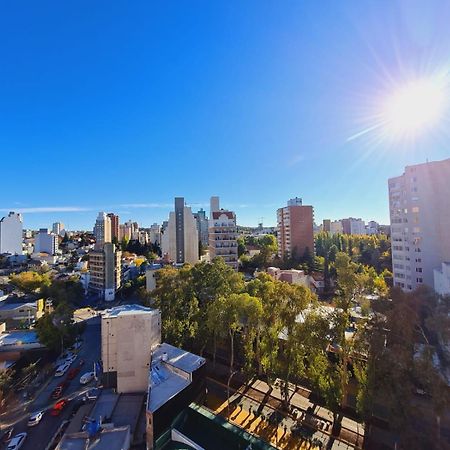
382,76,448,138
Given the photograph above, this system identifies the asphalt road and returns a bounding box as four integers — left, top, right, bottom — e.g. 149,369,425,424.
3,316,101,450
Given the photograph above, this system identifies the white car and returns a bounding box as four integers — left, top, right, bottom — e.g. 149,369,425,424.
69,341,82,352
66,353,77,364
79,372,95,385
7,433,27,450
28,411,44,427
55,363,70,377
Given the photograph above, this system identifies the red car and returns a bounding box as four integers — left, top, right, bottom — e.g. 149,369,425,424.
66,367,81,380
51,382,68,399
50,399,68,416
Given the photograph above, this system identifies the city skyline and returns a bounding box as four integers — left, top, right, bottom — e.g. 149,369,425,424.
2,1,450,229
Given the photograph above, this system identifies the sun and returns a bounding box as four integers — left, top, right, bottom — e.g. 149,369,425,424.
382,76,448,138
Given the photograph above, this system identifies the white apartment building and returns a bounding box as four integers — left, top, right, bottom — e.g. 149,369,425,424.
342,218,366,235
161,197,199,265
0,212,23,255
389,158,450,291
101,304,161,393
93,212,111,248
209,201,238,271
434,262,450,296
34,228,58,255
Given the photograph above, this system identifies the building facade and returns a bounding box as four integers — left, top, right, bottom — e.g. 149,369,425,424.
94,212,112,248
277,198,314,261
341,218,366,235
161,198,199,265
101,304,161,393
107,213,120,242
34,228,58,255
0,212,23,255
89,243,122,301
193,208,209,248
52,222,65,236
389,158,450,291
434,262,450,296
209,208,238,271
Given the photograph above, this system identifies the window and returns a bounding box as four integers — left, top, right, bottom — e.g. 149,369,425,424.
416,267,422,273
416,277,423,283
415,258,421,263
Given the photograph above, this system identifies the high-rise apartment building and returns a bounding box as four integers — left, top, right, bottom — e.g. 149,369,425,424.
89,242,122,301
209,196,220,219
101,304,161,393
341,218,366,235
193,208,209,248
107,213,119,241
0,212,23,255
52,222,65,236
389,158,450,291
161,197,199,264
93,212,111,248
208,197,238,271
34,228,58,255
322,219,331,233
277,198,314,261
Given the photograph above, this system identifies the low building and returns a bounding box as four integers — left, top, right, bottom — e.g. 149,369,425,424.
0,302,37,327
434,262,450,296
101,305,161,393
0,330,44,352
57,426,131,450
267,267,309,286
146,343,206,449
146,264,162,292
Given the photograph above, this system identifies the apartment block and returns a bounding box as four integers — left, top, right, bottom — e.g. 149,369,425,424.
107,213,120,241
0,212,23,255
193,208,209,248
94,212,112,248
161,197,199,265
34,228,58,255
389,158,450,291
89,243,122,301
209,200,238,271
101,304,161,393
277,198,314,261
341,218,366,235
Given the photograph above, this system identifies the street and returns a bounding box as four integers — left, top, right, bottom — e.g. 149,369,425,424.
3,316,101,450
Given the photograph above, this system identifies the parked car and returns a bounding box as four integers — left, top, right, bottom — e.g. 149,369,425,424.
1,427,14,443
66,353,77,364
51,382,68,399
79,372,95,385
50,399,68,416
6,433,27,450
27,411,44,427
55,363,70,377
68,341,82,352
83,388,99,401
66,367,81,380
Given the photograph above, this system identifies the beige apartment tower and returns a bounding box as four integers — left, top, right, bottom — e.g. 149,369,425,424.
388,158,450,291
101,305,161,393
89,242,122,301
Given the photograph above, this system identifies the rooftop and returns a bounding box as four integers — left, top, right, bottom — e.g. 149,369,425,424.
0,302,37,311
147,343,205,413
57,426,130,450
102,304,158,319
0,330,43,351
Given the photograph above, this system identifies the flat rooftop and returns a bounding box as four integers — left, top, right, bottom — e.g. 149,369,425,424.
153,343,205,374
57,426,130,450
0,330,41,347
102,304,159,318
147,343,205,413
0,302,36,311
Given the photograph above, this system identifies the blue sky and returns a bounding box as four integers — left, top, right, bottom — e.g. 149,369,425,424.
1,0,450,230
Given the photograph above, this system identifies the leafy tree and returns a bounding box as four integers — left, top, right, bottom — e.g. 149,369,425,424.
10,271,51,293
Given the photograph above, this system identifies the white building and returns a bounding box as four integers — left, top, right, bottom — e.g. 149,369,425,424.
208,197,238,271
389,158,450,291
342,218,366,235
93,212,111,248
0,212,23,255
148,223,161,246
101,304,161,393
34,228,58,255
434,262,450,296
161,197,199,265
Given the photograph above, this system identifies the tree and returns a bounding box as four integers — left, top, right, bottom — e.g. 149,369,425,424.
152,266,199,348
10,271,51,293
